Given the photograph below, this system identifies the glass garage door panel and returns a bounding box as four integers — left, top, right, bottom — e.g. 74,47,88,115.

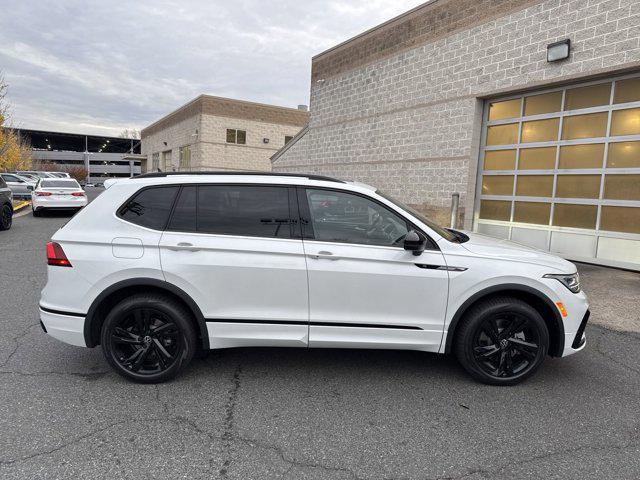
477,73,640,269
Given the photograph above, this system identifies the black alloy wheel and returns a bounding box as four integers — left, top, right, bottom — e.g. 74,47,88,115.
101,294,197,383
110,308,181,374
455,297,549,385
0,204,12,230
472,312,541,379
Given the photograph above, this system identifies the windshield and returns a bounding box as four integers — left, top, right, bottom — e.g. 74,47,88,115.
377,191,458,242
41,180,80,188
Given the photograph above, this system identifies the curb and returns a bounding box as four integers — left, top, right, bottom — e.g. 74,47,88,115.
12,200,31,212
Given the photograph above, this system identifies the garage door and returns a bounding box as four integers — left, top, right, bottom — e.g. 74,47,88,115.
475,73,640,270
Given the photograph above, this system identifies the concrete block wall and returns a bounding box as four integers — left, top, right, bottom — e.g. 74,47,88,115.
142,112,305,173
274,0,640,227
141,115,200,171
198,114,303,171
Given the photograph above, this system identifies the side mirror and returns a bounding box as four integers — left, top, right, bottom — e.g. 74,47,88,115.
27,185,34,191
404,230,427,256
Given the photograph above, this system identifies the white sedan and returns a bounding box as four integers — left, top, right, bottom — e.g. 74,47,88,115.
32,178,88,216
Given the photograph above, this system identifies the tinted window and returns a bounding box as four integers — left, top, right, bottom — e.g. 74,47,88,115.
2,174,19,182
0,177,6,188
119,186,179,230
168,186,196,232
41,180,80,188
305,189,409,247
197,185,291,238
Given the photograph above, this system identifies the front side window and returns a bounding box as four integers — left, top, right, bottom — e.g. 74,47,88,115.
118,186,179,230
197,185,291,238
305,189,409,247
226,129,247,145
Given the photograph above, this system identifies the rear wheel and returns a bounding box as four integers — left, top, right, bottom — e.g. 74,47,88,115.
100,294,197,383
0,204,12,230
32,208,42,217
454,297,548,386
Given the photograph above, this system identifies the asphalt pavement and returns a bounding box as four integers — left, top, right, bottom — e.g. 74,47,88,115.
1,187,639,479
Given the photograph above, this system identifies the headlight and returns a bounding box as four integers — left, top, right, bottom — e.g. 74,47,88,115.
543,272,580,293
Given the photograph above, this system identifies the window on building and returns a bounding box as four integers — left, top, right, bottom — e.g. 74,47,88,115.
285,135,294,145
197,185,291,238
118,186,179,230
226,129,247,145
161,150,172,171
179,145,191,170
152,153,159,171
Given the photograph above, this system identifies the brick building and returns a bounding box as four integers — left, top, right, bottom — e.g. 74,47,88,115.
141,95,309,173
273,0,640,270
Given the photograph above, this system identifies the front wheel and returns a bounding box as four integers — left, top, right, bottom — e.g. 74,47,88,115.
0,204,13,230
100,294,197,383
454,297,549,386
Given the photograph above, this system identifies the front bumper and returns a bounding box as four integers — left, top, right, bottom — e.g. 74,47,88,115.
561,309,590,357
39,307,87,347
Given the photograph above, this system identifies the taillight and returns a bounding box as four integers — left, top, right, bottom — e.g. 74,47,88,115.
36,192,52,196
72,192,86,197
46,242,72,267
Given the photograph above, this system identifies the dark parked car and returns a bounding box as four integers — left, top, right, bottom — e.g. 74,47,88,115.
0,176,13,231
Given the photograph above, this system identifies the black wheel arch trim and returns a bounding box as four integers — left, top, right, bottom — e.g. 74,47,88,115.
83,278,209,350
444,284,565,357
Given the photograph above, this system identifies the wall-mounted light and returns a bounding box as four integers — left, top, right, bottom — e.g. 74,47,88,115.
547,39,571,62
263,138,270,144
163,141,167,146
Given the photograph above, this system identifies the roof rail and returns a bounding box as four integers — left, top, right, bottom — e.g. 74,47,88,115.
133,171,345,183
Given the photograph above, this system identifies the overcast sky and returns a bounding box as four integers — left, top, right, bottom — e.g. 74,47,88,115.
0,0,425,136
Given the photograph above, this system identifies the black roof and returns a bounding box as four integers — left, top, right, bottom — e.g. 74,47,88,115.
134,171,345,183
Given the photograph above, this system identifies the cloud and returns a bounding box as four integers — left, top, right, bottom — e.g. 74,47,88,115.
0,0,426,136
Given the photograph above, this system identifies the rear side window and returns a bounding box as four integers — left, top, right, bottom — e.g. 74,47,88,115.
198,185,292,238
118,186,179,230
168,186,197,232
166,185,293,238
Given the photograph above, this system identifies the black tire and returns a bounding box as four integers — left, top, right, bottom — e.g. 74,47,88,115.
454,296,549,386
32,208,41,217
100,294,197,383
0,204,12,230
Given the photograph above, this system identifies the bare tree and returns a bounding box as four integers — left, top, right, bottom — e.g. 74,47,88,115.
119,128,141,140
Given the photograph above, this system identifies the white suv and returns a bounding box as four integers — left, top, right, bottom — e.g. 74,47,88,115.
39,173,589,385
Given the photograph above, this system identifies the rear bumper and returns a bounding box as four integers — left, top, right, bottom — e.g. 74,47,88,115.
32,197,87,210
39,307,87,347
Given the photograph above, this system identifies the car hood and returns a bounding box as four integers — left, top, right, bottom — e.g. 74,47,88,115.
458,231,576,272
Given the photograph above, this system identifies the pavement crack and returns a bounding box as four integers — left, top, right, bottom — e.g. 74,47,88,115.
592,331,640,376
0,420,132,466
0,323,41,368
429,438,640,480
0,370,109,379
234,433,365,479
218,364,242,479
0,416,224,467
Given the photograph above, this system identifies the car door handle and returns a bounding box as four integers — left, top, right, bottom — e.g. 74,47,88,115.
167,242,200,252
310,251,340,260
